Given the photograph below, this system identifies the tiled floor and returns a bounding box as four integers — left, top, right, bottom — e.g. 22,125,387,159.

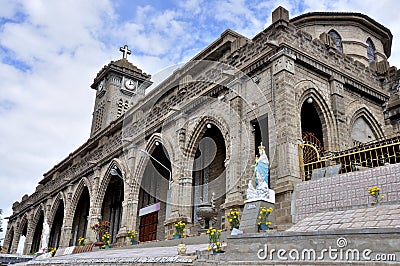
288,204,400,232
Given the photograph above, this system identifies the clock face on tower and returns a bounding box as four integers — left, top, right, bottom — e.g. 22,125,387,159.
98,79,105,90
124,79,137,91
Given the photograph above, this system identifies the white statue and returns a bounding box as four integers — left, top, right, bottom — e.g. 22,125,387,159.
254,144,269,189
246,143,274,203
247,180,256,195
39,218,50,253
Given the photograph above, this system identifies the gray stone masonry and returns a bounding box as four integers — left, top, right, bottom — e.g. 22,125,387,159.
239,200,275,233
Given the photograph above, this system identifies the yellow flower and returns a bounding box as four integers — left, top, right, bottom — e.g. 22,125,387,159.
229,218,232,222
258,222,261,225
259,211,262,214
218,229,222,233
382,196,385,199
207,246,212,251
258,216,262,219
216,241,220,246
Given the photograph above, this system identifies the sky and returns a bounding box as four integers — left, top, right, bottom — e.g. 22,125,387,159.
1,0,400,241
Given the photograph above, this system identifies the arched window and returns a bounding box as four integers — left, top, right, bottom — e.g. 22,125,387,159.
328,30,343,52
366,38,376,63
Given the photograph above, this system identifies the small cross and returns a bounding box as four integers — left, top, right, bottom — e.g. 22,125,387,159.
120,45,131,59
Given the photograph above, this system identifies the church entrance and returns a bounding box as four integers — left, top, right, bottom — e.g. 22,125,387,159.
192,124,226,230
138,144,171,241
101,171,124,244
139,211,158,242
30,211,44,253
49,201,64,249
70,187,90,246
301,98,324,151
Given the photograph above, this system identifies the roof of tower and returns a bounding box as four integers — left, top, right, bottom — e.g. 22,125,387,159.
91,58,151,89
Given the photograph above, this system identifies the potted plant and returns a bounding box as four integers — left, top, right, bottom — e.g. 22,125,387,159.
206,227,224,254
91,219,110,246
226,208,240,230
78,237,86,246
173,221,186,239
101,232,111,249
366,185,385,205
257,206,273,231
127,229,139,245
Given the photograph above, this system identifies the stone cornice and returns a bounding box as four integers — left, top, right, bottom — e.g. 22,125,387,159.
290,46,389,103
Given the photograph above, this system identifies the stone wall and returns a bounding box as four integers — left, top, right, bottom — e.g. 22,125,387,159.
293,163,400,222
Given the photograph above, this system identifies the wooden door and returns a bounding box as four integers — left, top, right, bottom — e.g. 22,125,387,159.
139,212,158,242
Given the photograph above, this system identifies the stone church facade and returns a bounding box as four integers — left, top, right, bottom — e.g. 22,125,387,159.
4,7,400,254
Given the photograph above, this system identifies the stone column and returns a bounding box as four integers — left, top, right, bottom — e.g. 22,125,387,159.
116,144,137,244
3,222,14,253
223,90,245,209
22,210,34,254
164,115,191,238
59,184,74,248
330,76,347,149
10,220,21,254
270,51,300,229
86,165,102,243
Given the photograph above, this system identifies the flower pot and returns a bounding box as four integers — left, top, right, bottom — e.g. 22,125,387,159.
177,243,187,255
259,223,269,231
212,250,225,254
105,245,111,249
131,240,138,245
173,234,181,239
94,241,105,247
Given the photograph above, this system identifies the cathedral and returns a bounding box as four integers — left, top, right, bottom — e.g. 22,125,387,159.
4,6,400,254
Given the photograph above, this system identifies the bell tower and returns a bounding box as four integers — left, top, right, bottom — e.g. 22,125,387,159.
90,45,152,136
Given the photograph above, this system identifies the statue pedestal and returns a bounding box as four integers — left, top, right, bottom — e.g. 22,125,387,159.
239,196,275,234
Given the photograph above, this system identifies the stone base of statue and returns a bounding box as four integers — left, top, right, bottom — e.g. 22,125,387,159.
239,186,275,233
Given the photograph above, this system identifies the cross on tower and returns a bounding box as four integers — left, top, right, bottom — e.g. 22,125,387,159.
119,45,131,59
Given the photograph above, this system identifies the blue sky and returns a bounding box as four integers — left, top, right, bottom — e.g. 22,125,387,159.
1,0,400,242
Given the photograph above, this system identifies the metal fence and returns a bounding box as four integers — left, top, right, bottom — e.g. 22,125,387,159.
298,135,400,181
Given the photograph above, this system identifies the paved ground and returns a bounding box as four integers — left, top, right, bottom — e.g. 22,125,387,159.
13,243,209,265
287,204,400,232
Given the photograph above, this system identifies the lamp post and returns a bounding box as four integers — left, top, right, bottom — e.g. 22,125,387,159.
139,148,173,218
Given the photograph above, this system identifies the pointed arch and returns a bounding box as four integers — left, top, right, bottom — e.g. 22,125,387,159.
48,192,65,227
69,178,91,246
28,205,45,253
10,213,29,253
68,177,92,221
328,29,343,52
366,38,376,63
132,133,173,195
4,225,15,253
296,81,338,151
186,116,230,161
95,158,128,209
349,107,384,143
